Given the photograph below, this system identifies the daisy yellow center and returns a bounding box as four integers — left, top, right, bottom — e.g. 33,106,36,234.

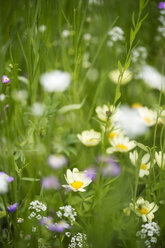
116,144,128,151
141,163,147,170
144,117,151,124
89,139,95,143
137,207,149,215
132,103,142,109
71,181,83,190
109,132,116,140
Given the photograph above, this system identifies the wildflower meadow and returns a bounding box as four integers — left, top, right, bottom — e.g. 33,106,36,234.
1,0,165,247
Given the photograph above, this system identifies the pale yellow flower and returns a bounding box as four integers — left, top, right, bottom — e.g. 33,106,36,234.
77,129,101,147
109,69,133,85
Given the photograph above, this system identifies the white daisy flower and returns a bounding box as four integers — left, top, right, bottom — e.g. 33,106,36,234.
62,168,92,192
129,150,151,178
109,69,133,85
108,126,124,141
40,70,71,92
137,107,157,126
130,197,159,223
155,151,165,169
106,136,136,154
77,129,101,147
95,104,116,122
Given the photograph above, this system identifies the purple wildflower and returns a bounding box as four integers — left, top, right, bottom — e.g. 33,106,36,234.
48,221,70,232
158,2,165,9
41,176,60,190
0,172,14,182
97,155,121,177
8,203,18,213
85,168,97,181
2,75,10,84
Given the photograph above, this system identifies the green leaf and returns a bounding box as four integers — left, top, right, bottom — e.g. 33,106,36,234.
134,141,149,152
58,97,86,114
130,28,135,46
21,177,40,182
118,60,123,73
124,54,132,71
132,11,135,28
0,211,6,218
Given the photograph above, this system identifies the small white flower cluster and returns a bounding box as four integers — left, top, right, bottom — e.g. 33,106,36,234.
28,200,47,220
132,46,147,64
157,10,165,38
68,233,88,248
56,205,77,225
107,26,124,47
136,222,160,248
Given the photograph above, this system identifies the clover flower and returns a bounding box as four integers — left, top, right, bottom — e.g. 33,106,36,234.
2,75,10,84
77,129,101,147
130,197,159,222
129,151,152,178
85,168,97,181
63,168,92,192
40,70,71,92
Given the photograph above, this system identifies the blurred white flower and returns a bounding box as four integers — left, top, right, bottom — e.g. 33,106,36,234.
77,129,101,147
62,30,70,38
83,33,92,42
38,25,47,33
40,70,71,92
0,94,5,102
137,65,165,91
130,197,159,222
155,151,165,169
108,26,124,42
48,155,67,169
106,135,136,154
86,68,99,82
62,168,92,192
12,90,28,105
132,46,147,63
113,105,148,137
129,150,151,178
109,69,133,85
0,174,8,193
31,102,45,116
